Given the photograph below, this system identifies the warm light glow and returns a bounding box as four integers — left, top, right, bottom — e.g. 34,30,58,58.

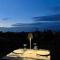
3,49,50,60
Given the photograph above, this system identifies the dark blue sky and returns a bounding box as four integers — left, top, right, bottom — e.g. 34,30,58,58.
0,0,60,31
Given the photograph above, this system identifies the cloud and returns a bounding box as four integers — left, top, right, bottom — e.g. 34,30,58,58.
12,22,42,27
1,17,11,20
33,14,60,21
12,22,60,29
11,13,60,31
10,22,60,32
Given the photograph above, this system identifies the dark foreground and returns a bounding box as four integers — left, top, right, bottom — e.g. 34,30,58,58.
0,30,60,60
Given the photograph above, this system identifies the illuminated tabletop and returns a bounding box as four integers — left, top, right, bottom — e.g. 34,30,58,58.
3,49,50,60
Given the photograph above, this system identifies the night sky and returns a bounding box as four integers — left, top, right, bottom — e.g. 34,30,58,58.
0,0,60,32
